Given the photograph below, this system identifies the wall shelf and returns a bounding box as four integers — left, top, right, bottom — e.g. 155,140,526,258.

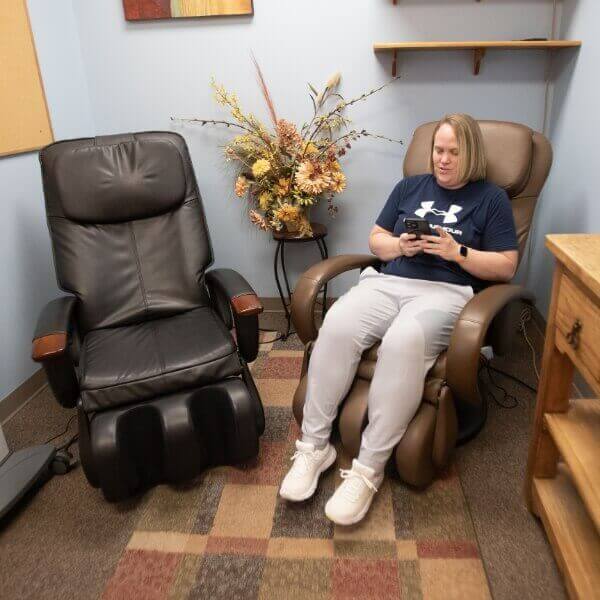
374,40,582,76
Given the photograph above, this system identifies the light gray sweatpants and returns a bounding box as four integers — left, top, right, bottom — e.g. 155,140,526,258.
301,266,474,474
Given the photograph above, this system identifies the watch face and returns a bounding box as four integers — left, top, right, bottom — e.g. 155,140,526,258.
460,245,468,257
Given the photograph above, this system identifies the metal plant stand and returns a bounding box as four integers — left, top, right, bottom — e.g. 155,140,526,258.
272,222,329,340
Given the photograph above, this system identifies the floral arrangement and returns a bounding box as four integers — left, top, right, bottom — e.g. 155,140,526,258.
180,60,400,237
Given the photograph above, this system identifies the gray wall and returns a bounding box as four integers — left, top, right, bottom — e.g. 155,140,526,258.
527,0,599,316
72,0,555,298
0,0,94,402
2,0,584,403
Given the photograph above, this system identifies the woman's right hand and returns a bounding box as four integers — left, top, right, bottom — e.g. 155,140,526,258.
398,233,423,257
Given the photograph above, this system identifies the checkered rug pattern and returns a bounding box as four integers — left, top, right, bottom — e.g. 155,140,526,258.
101,331,491,600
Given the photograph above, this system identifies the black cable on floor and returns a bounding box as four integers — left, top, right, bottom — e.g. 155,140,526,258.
487,365,537,394
483,363,519,408
42,413,77,445
58,432,79,453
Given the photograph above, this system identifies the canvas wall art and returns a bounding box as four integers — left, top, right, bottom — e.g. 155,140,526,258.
123,0,253,20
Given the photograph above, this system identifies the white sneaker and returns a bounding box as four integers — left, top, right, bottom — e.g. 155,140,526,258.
279,440,337,501
324,459,383,525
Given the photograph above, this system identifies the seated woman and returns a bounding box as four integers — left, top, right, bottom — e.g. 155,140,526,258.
279,113,519,525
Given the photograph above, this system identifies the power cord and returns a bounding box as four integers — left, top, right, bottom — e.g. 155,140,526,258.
480,358,520,408
479,304,540,408
42,413,77,445
518,305,541,381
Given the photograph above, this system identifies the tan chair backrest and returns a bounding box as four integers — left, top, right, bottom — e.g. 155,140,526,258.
403,120,552,262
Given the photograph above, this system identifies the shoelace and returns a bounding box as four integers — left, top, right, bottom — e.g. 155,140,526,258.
338,469,378,502
289,449,318,475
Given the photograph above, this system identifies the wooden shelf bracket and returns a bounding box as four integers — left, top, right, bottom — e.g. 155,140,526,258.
473,47,486,75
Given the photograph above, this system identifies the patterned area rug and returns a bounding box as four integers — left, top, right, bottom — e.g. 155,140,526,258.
101,331,491,600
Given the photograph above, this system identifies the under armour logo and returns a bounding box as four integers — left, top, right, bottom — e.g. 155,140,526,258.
415,201,462,224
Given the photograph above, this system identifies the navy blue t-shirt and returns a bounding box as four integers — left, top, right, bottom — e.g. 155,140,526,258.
375,174,518,291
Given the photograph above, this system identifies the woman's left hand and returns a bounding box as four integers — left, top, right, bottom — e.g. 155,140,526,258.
421,226,461,262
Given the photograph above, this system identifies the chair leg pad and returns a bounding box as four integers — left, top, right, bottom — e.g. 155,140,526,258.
82,378,260,502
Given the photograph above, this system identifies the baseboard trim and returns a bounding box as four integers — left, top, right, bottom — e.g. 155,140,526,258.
0,368,47,425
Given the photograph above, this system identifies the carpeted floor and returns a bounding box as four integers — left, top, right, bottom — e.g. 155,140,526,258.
1,310,568,599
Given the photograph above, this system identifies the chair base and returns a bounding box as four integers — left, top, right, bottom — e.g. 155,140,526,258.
79,378,261,502
456,395,488,446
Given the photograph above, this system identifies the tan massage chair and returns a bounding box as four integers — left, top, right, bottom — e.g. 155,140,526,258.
291,120,552,488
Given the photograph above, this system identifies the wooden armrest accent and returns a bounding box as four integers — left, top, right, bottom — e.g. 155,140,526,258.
32,333,68,362
231,293,263,316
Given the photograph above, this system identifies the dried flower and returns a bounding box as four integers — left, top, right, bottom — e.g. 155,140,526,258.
178,66,402,236
235,176,249,197
273,178,291,197
274,203,301,223
303,142,319,155
330,171,346,193
295,160,333,195
276,119,302,150
249,209,269,230
258,191,272,210
252,159,271,178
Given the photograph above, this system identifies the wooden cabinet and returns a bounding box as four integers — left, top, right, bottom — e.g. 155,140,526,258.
526,234,600,600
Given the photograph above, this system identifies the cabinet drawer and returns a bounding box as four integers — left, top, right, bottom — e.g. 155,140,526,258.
555,273,600,382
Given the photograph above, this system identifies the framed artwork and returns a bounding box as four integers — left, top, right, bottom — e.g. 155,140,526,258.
123,0,253,20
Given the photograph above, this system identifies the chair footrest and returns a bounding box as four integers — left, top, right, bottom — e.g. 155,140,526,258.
82,378,260,502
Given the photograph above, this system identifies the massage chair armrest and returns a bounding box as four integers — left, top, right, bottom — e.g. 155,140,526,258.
445,283,535,408
291,254,381,344
205,268,263,363
32,296,78,362
32,295,80,408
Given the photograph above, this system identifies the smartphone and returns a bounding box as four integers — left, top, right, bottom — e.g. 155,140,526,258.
403,217,433,239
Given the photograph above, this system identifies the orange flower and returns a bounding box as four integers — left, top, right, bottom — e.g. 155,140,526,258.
273,178,291,197
295,160,332,195
249,209,269,230
235,176,249,197
276,119,302,151
330,171,346,193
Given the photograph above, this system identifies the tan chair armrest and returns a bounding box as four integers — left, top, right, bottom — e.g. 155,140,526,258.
446,283,535,407
32,333,68,362
231,293,263,317
290,254,379,344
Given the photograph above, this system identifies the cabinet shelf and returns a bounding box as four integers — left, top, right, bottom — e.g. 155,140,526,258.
545,399,600,532
373,40,582,76
533,466,600,600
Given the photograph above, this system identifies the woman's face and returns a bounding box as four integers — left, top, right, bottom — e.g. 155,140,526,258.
432,123,464,189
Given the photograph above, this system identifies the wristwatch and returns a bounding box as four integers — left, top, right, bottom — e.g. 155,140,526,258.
459,245,469,259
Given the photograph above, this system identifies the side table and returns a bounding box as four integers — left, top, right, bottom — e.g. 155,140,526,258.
525,234,600,599
272,222,329,340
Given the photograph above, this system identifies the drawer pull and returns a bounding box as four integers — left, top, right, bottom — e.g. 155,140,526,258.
565,319,582,349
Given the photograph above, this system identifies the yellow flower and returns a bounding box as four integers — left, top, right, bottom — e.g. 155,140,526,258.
295,160,332,195
252,159,271,178
258,192,272,211
330,171,346,193
274,203,301,223
304,142,319,155
235,176,249,197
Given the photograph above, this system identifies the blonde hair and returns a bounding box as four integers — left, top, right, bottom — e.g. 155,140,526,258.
429,114,487,183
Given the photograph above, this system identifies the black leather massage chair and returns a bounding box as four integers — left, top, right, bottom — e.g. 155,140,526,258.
32,132,265,501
